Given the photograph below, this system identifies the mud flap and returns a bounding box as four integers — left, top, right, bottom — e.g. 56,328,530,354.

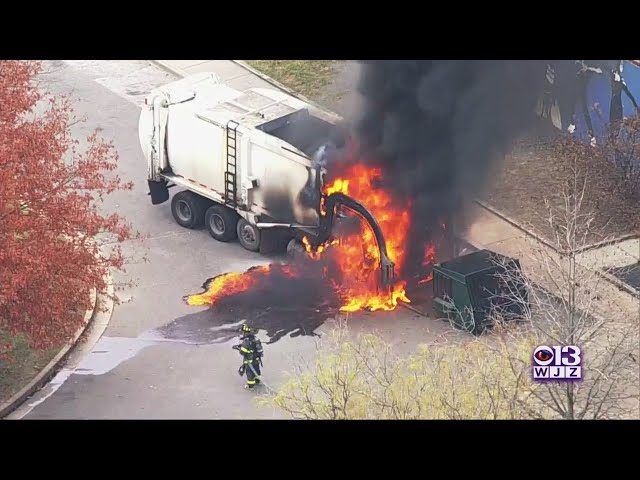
148,180,169,205
259,229,292,254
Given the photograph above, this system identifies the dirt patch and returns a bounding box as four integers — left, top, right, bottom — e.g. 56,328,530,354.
482,120,640,245
0,329,62,405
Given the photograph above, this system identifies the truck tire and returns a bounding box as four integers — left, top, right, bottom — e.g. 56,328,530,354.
237,218,261,252
286,238,307,260
171,190,207,229
204,204,239,242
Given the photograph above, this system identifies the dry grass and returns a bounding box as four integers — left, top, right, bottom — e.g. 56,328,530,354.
244,60,340,99
0,329,61,405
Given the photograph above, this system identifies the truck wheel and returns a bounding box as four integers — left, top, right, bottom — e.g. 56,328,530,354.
171,191,206,229
286,238,305,257
204,204,239,242
237,218,261,252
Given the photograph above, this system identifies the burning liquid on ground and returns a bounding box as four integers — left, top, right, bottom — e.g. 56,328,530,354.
185,265,295,307
186,163,437,313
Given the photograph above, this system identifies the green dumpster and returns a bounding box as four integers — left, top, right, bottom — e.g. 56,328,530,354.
432,249,528,335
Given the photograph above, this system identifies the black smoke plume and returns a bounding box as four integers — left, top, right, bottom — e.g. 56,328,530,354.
327,60,549,279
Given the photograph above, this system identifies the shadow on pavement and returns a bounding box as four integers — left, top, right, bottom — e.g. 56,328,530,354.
609,262,640,291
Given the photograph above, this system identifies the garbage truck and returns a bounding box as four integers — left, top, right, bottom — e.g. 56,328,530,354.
138,72,396,289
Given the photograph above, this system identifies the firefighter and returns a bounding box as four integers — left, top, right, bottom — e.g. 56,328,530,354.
233,323,264,390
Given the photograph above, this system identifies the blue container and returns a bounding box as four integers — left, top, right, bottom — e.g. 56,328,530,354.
572,60,640,144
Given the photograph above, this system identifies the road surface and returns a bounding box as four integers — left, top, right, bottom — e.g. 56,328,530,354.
11,61,451,419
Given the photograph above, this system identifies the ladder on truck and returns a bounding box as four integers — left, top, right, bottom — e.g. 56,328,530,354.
225,120,239,208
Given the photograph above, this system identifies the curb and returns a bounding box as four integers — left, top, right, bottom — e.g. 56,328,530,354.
0,287,98,419
474,199,640,298
475,199,640,256
231,61,316,105
3,272,115,420
473,199,559,253
595,266,640,299
230,61,343,124
149,60,188,79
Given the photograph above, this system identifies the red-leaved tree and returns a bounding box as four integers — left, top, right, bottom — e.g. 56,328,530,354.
0,60,134,356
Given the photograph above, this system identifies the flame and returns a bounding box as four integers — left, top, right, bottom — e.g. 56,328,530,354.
185,156,439,314
302,236,338,260
321,164,411,270
418,243,437,284
185,264,294,306
339,282,410,312
422,244,436,266
325,178,350,196
304,163,413,311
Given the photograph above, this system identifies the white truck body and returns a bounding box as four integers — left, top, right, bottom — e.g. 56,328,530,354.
139,72,339,236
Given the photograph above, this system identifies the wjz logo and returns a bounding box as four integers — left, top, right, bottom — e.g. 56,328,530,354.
532,345,582,382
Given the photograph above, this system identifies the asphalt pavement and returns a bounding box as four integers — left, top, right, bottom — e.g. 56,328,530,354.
14,60,449,419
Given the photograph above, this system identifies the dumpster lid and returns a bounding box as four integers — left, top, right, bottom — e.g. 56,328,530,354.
435,249,518,277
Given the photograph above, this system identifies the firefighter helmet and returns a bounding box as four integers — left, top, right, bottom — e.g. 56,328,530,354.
239,322,255,337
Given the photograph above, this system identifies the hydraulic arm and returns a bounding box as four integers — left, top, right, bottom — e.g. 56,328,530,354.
316,192,395,291
259,192,396,291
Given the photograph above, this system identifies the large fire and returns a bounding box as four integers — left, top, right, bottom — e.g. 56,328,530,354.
185,160,436,313
303,164,411,311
